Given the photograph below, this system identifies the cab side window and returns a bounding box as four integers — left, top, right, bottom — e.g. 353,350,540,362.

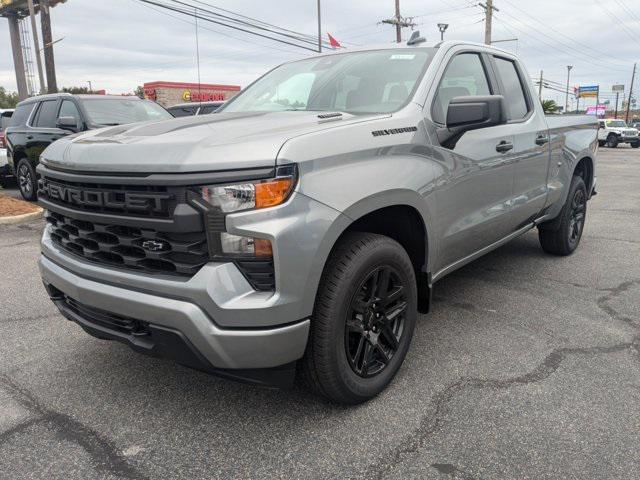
33,100,59,128
493,57,529,120
432,53,491,125
58,100,81,123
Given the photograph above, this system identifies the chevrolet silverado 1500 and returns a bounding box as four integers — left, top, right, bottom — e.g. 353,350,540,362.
38,39,597,404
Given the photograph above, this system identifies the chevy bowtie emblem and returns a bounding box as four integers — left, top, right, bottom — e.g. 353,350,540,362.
141,240,169,252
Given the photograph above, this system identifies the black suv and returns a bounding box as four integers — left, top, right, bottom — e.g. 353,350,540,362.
6,93,172,200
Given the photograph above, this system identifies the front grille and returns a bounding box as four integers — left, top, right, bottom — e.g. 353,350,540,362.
64,296,150,337
46,211,208,276
38,177,178,218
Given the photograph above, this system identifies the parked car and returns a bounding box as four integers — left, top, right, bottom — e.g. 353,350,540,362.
5,94,172,200
597,118,639,148
0,108,14,184
38,40,598,404
166,101,225,117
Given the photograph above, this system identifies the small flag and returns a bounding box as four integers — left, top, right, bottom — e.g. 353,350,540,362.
327,33,341,49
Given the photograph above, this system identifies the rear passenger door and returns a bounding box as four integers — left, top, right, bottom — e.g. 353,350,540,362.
28,99,66,164
490,55,551,228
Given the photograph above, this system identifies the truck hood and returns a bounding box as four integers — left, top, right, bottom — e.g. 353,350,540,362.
41,111,384,173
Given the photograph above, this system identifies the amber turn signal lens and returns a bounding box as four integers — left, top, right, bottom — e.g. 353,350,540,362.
255,178,294,209
254,238,273,256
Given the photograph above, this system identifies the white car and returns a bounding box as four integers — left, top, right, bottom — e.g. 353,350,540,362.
597,118,640,148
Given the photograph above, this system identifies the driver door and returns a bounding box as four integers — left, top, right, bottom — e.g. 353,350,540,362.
427,51,516,273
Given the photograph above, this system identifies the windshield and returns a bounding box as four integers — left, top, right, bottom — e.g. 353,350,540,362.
606,120,627,128
222,49,433,115
81,99,172,126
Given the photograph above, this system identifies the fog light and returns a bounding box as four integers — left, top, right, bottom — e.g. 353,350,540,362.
220,233,272,256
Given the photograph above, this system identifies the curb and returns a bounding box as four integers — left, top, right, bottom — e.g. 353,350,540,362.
0,207,44,225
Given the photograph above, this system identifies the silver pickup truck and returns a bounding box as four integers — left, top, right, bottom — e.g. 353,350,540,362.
37,40,597,404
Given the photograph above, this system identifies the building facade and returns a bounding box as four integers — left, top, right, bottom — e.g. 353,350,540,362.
143,81,241,107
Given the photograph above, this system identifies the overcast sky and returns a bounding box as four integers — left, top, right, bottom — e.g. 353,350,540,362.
1,0,639,108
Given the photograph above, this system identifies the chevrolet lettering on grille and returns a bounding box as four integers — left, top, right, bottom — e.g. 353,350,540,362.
39,179,172,214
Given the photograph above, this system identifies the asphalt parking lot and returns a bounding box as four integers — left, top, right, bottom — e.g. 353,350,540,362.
1,147,639,480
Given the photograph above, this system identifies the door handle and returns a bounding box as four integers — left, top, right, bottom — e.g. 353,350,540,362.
26,135,33,140
535,135,549,145
496,140,514,153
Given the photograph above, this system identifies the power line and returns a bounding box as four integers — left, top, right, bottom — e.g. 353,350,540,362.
136,0,321,52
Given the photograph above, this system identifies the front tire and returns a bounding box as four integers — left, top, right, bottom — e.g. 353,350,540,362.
17,159,38,201
538,175,587,256
606,134,619,148
632,141,640,148
300,232,417,404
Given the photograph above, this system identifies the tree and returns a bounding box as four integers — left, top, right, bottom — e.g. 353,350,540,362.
61,86,95,94
0,87,20,109
541,99,559,114
134,86,145,99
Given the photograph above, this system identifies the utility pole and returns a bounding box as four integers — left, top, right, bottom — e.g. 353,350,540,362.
382,0,416,43
40,0,57,93
317,0,322,52
7,15,29,100
26,0,46,94
87,81,92,92
480,0,498,45
565,65,573,114
538,70,543,100
626,63,636,123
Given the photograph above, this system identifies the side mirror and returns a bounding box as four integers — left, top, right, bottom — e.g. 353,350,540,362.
437,95,507,148
56,116,79,132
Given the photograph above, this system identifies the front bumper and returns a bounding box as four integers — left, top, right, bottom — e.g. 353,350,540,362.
40,254,310,375
618,136,639,143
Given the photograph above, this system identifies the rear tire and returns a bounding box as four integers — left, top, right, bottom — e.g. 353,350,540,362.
632,141,640,148
17,158,38,201
606,134,618,148
300,232,417,404
538,175,587,256
598,140,605,147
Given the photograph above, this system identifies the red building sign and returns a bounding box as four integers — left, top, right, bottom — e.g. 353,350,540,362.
143,81,241,107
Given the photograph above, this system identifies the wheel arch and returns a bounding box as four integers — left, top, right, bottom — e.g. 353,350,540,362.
316,191,434,313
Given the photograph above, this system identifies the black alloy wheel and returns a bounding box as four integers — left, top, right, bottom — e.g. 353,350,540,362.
567,187,586,249
345,266,407,378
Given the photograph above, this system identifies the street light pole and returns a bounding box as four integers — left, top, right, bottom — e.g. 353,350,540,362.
565,65,573,113
437,23,449,41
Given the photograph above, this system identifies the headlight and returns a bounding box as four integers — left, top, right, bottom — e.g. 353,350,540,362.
189,164,297,265
194,164,296,213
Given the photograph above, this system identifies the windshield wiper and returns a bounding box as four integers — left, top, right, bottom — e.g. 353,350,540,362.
97,123,122,126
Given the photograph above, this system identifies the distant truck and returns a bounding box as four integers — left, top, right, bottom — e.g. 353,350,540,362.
5,93,172,200
597,118,639,148
38,40,598,404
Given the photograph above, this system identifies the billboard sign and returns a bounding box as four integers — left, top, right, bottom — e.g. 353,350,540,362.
578,85,599,98
612,84,625,93
585,104,606,116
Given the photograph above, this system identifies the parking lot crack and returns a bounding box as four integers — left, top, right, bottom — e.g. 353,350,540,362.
0,374,148,480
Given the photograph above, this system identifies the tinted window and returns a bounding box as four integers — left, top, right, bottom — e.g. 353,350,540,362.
432,53,491,124
168,106,198,117
58,100,81,122
199,103,223,114
1,112,13,131
493,57,529,120
10,103,36,127
34,100,59,128
81,99,172,126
